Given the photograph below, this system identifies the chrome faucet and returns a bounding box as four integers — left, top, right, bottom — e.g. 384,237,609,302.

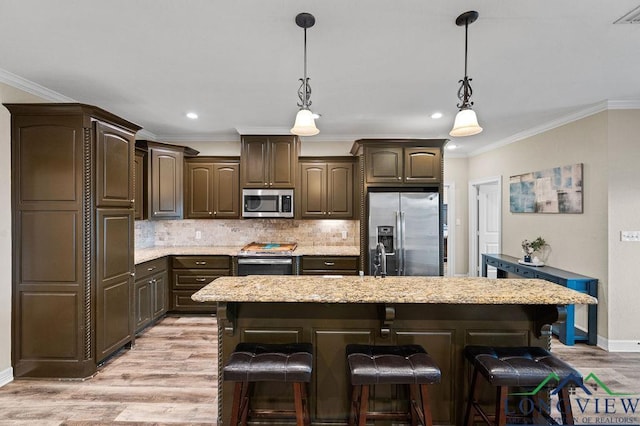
374,242,387,278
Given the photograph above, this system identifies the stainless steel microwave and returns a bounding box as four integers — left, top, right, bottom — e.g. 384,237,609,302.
242,189,294,218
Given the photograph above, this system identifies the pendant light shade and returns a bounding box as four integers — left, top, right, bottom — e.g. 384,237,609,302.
450,108,482,137
450,11,483,137
291,108,319,136
291,12,319,137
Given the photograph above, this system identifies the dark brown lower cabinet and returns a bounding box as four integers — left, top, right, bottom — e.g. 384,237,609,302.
171,256,230,313
300,256,359,275
134,257,168,334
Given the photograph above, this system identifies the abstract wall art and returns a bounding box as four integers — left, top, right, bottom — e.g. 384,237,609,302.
509,163,583,213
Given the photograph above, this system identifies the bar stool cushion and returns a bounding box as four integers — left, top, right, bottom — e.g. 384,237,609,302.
464,345,583,387
347,344,441,385
223,342,313,383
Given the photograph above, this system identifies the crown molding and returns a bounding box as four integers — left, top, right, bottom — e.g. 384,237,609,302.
135,129,158,141
234,126,292,135
0,68,75,102
467,101,611,157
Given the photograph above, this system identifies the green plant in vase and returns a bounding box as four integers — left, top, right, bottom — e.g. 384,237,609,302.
521,237,546,263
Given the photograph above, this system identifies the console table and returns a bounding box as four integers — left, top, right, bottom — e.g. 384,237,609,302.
482,253,598,346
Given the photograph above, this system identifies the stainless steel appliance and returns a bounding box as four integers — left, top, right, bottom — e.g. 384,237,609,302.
237,242,297,275
242,189,294,218
368,191,440,276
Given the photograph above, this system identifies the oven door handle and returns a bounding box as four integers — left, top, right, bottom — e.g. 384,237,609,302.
237,258,293,265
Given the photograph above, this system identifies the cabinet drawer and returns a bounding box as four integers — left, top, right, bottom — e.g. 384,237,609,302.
171,290,216,313
515,266,534,277
172,255,230,269
173,270,230,289
302,256,359,271
135,257,167,280
485,258,499,267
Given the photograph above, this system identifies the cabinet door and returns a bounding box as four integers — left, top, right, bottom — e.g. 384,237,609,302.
134,151,146,220
404,147,441,183
240,136,269,188
327,162,354,218
185,162,214,218
300,163,327,218
96,121,134,207
151,272,168,319
134,277,151,332
150,147,183,219
213,162,240,218
96,208,133,362
365,147,403,183
269,136,297,188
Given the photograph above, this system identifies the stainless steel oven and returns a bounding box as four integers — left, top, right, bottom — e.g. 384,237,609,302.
237,256,294,276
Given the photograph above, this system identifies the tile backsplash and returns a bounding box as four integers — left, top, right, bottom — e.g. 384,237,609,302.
135,219,360,249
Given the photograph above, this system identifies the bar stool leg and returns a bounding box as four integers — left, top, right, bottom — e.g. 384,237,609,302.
420,384,433,426
348,385,360,426
558,387,575,425
464,368,480,426
229,382,243,426
293,382,305,426
408,384,419,426
358,385,369,426
495,386,508,426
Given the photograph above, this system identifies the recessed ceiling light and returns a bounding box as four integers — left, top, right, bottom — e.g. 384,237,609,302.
186,112,198,119
446,144,458,150
430,112,443,119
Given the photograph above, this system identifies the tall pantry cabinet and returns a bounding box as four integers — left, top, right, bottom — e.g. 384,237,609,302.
7,103,141,378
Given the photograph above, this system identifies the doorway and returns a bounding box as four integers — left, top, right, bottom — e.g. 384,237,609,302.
469,177,502,277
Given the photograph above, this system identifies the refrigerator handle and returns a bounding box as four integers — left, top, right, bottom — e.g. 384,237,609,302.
401,211,406,276
395,211,402,276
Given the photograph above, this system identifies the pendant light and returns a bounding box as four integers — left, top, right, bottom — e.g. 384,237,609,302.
291,12,319,136
449,11,483,137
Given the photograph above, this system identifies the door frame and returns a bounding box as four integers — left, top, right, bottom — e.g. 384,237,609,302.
443,181,456,276
468,176,502,277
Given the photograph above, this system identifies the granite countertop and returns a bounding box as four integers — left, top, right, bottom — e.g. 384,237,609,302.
135,245,360,264
191,275,598,305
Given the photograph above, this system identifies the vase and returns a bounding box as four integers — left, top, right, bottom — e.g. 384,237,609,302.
523,255,532,263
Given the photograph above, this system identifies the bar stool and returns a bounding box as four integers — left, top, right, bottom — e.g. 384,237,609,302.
223,342,313,426
346,344,441,426
463,345,582,426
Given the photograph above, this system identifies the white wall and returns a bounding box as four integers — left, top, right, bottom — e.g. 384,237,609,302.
443,156,469,275
0,84,46,385
607,110,640,347
465,109,640,349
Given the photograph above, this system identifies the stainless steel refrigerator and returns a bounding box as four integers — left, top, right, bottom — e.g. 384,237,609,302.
368,191,441,276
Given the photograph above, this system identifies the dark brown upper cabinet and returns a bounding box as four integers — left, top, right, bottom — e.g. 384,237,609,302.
298,158,355,219
135,141,198,221
185,157,240,219
240,135,299,188
96,122,135,208
351,139,446,186
134,149,147,220
6,103,141,378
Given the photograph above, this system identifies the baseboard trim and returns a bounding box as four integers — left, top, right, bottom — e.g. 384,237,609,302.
0,366,13,387
601,337,640,352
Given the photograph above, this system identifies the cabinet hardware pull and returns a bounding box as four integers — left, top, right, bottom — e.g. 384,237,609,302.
397,176,402,180
328,212,332,215
264,183,268,186
130,272,135,277
147,267,156,271
130,199,135,203
195,261,207,265
209,212,212,215
324,262,335,266
196,278,207,282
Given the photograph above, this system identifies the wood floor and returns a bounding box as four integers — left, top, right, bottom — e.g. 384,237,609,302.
0,315,638,425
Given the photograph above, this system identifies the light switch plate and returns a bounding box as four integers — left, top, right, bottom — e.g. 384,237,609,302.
620,231,640,241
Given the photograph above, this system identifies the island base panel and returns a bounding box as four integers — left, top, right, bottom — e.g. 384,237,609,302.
216,302,555,426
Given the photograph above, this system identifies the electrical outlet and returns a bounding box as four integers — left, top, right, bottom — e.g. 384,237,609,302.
341,230,348,240
620,231,640,242
195,230,202,240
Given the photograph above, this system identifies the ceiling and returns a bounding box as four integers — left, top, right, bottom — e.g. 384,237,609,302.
1,0,640,156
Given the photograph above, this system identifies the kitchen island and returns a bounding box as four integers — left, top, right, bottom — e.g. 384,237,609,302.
192,276,596,426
